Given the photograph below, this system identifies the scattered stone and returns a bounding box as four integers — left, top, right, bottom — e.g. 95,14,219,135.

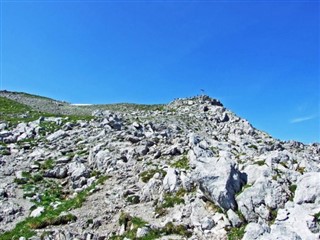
0,93,319,240
30,206,44,217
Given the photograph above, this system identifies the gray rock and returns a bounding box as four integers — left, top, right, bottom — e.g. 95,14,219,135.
0,188,7,200
55,156,72,164
259,224,302,240
227,209,242,227
242,222,270,240
163,168,179,192
30,206,44,217
188,135,247,211
237,178,287,222
135,145,149,156
68,162,90,181
294,172,320,205
47,130,68,141
153,150,161,159
197,157,246,210
141,177,163,202
136,227,150,238
44,166,68,178
0,123,7,130
200,216,215,230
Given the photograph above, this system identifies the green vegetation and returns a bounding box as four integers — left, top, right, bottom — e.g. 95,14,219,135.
268,207,278,225
210,146,220,156
227,226,246,240
155,191,185,216
39,121,61,136
161,222,192,237
248,144,258,150
0,96,93,129
0,149,11,155
254,160,265,166
205,200,224,213
140,168,166,183
0,96,53,124
170,155,190,170
92,103,165,113
297,166,305,174
289,184,297,201
236,210,246,222
27,213,77,229
314,211,320,222
126,195,140,204
112,213,191,240
279,162,288,168
0,96,33,116
272,168,283,181
0,175,108,239
41,159,55,171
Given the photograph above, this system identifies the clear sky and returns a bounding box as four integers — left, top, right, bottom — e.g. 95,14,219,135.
0,0,319,144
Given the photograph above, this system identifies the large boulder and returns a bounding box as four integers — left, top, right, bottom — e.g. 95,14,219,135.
236,177,288,222
46,130,68,141
67,162,90,181
294,172,320,205
189,134,246,210
163,168,179,192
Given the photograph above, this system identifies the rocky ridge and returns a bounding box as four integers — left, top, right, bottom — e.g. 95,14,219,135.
0,93,319,240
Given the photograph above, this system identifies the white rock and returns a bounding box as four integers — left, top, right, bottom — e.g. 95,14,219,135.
30,206,44,217
136,227,150,238
46,130,67,141
242,222,270,240
227,209,242,227
163,167,179,192
294,172,320,205
201,216,215,230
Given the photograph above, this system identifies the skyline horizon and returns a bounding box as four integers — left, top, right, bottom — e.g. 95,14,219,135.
1,88,319,145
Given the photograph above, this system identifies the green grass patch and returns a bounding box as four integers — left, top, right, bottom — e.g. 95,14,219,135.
0,149,11,155
170,155,190,170
112,214,191,240
254,160,265,166
248,144,258,150
27,213,77,229
0,95,93,128
210,146,220,156
41,159,55,170
268,208,278,225
297,166,305,174
126,195,140,204
140,169,166,183
0,96,55,125
0,96,33,115
162,222,191,237
0,176,108,239
227,225,246,240
39,121,61,136
289,184,297,201
155,192,185,216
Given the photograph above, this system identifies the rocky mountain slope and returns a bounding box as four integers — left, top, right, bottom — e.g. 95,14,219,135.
0,91,319,240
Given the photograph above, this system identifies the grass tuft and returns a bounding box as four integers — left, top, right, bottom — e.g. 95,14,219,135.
170,155,190,170
0,175,108,239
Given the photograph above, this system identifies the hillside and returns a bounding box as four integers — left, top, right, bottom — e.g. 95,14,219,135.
0,91,319,240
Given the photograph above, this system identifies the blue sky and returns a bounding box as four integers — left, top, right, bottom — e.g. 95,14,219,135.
0,0,319,143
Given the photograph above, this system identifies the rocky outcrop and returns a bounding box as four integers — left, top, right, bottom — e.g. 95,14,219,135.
0,93,319,240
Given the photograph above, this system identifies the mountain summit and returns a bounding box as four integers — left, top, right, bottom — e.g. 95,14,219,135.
0,92,319,239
